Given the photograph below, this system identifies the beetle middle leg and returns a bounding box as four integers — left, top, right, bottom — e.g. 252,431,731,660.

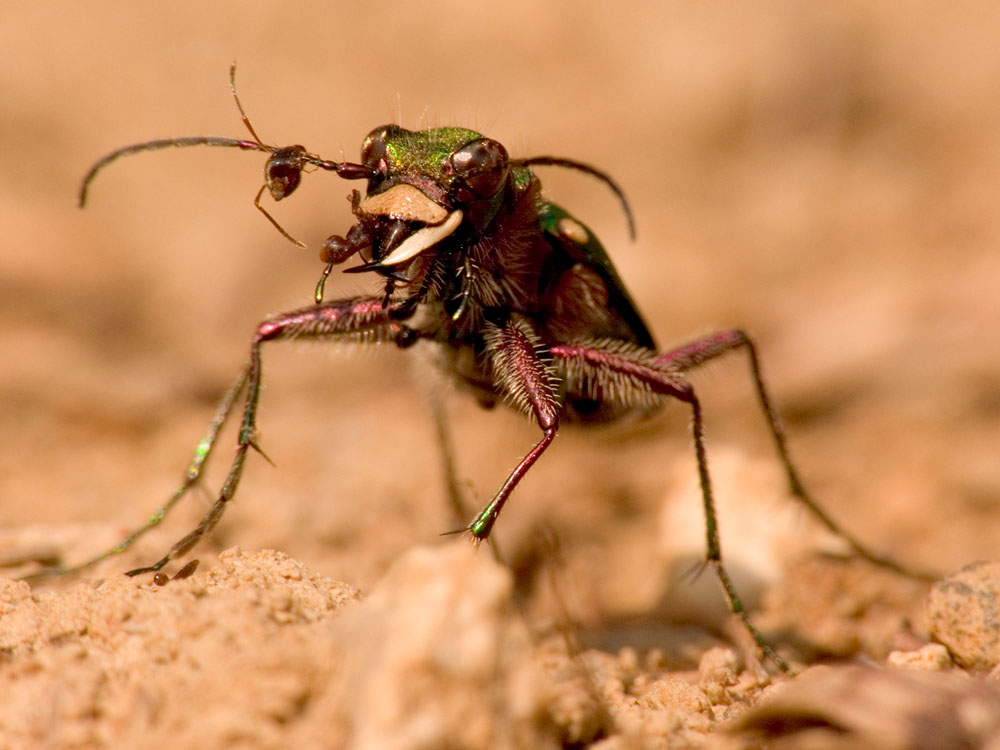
428,389,470,527
122,296,415,576
429,389,509,565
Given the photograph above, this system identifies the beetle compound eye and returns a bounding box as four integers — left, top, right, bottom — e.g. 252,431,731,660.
361,124,406,171
450,138,509,198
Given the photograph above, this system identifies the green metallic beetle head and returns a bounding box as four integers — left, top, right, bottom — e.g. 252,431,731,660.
349,125,526,269
361,125,512,204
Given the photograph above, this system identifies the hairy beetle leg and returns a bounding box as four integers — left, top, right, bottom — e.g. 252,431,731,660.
465,317,561,540
549,339,794,672
46,296,411,580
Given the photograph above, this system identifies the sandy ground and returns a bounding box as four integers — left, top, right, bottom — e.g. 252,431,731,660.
3,2,1000,748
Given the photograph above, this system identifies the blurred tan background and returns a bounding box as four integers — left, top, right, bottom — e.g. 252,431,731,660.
2,1,999,613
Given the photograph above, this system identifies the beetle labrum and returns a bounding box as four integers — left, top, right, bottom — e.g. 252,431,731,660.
57,66,911,672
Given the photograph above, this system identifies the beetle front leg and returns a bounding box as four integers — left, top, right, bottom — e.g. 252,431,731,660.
466,317,561,541
124,296,412,576
468,428,557,541
22,369,250,581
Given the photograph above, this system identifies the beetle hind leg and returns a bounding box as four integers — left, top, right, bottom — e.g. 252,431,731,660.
653,329,930,580
550,340,793,671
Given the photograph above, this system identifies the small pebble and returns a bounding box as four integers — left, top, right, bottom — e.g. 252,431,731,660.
887,643,953,671
927,561,1000,672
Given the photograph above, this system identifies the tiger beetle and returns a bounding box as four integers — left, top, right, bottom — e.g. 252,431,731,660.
48,64,916,673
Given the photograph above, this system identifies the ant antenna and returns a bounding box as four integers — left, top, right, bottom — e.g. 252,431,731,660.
229,62,308,248
78,63,376,248
230,62,265,145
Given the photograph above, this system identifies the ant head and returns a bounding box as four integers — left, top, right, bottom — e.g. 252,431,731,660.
78,63,375,250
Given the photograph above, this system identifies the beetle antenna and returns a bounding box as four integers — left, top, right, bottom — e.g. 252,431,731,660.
514,156,636,240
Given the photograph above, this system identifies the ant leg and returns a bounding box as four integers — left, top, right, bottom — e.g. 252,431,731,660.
23,369,249,581
122,296,409,576
551,341,792,672
653,329,929,579
465,317,561,541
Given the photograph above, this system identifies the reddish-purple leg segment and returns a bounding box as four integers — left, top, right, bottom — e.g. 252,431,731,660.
125,296,411,576
468,318,561,540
